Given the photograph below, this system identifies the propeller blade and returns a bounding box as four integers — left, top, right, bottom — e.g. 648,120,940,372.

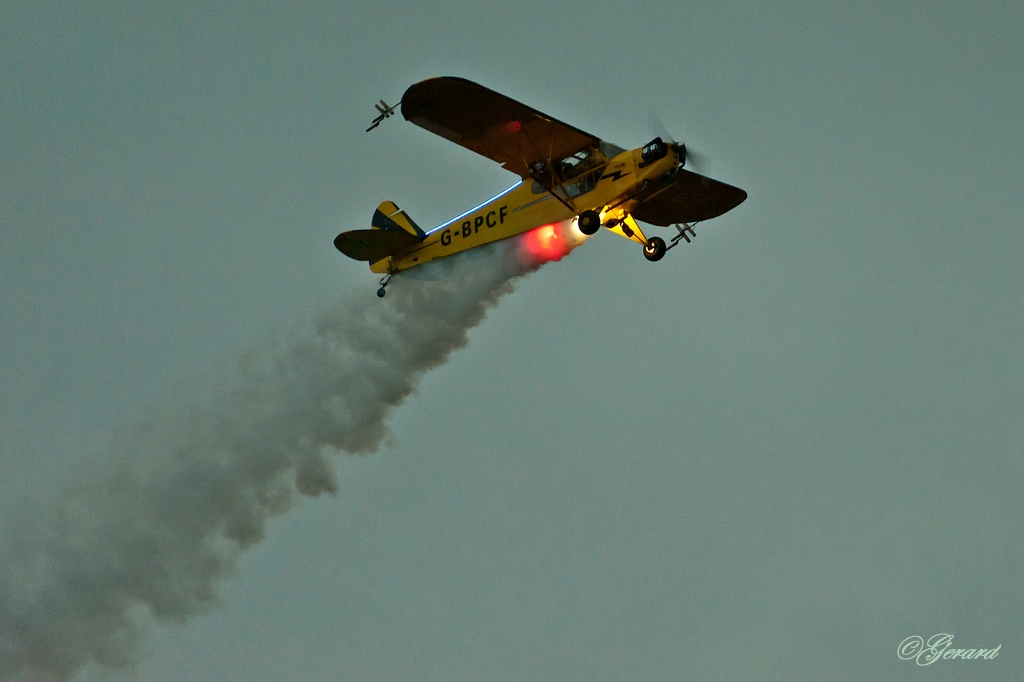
648,111,676,144
649,111,711,175
682,144,710,176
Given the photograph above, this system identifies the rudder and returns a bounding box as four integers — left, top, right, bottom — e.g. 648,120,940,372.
371,201,425,238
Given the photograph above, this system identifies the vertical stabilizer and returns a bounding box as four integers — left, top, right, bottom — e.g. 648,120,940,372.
372,201,425,238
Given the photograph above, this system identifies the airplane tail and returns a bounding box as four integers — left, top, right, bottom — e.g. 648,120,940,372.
370,200,425,238
334,201,426,263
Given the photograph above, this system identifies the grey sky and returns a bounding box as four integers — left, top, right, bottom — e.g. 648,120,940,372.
2,1,1022,680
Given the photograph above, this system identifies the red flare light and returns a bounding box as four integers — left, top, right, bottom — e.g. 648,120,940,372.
520,223,573,263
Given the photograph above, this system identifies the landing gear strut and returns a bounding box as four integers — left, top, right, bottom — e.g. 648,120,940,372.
377,273,393,298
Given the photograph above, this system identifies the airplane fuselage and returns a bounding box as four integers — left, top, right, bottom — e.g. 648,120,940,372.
370,146,678,274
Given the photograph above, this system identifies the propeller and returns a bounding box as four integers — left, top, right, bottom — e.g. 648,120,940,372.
649,112,710,176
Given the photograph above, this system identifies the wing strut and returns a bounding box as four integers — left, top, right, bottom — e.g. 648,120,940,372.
528,160,579,214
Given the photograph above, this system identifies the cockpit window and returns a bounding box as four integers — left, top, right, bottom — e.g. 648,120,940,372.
528,146,610,196
560,150,600,179
564,146,612,181
566,169,600,197
532,169,600,198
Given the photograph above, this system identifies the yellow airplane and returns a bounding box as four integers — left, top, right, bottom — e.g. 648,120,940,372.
334,77,746,296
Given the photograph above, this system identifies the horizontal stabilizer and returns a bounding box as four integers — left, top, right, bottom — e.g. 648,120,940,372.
334,229,421,262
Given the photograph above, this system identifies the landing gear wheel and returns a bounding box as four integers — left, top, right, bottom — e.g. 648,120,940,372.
377,287,387,298
577,210,601,235
643,236,666,262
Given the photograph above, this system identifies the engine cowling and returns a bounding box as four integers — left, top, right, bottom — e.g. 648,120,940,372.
641,137,669,164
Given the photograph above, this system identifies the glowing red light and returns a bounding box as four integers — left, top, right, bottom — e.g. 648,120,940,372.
504,119,522,134
520,224,571,263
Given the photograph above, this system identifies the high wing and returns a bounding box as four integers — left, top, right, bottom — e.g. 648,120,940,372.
632,168,747,226
401,77,603,179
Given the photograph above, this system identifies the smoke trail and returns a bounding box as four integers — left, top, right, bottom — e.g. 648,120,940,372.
0,229,584,681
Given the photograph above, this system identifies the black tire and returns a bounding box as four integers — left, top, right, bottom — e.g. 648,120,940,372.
377,287,387,298
643,236,666,262
577,210,601,235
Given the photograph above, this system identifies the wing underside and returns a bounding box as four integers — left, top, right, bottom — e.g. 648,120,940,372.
631,169,747,226
401,77,603,179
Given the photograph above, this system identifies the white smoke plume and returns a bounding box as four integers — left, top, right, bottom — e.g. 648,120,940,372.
0,230,584,681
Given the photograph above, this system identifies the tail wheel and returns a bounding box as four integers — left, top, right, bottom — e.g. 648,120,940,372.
643,236,666,262
376,273,393,298
577,210,601,235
